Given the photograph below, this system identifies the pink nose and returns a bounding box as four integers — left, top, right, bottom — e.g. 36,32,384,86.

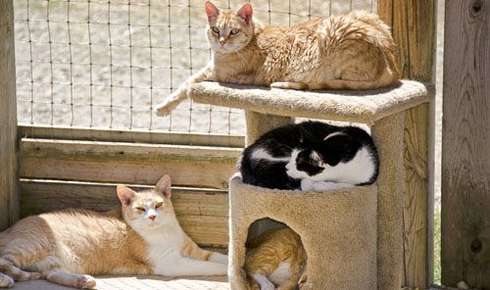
148,215,156,221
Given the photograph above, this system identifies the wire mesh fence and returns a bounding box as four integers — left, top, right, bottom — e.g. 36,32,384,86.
14,0,376,136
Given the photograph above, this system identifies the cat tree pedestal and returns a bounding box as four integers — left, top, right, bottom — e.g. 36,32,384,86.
189,80,429,290
229,177,378,290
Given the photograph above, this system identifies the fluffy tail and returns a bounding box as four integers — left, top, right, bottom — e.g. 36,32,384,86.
350,11,400,80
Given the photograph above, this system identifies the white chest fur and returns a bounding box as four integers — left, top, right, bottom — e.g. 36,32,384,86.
144,229,186,275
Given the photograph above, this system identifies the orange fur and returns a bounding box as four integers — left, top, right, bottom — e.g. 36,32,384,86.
245,228,306,290
156,2,399,116
0,175,227,289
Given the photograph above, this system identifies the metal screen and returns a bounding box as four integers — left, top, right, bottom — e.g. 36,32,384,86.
14,0,376,135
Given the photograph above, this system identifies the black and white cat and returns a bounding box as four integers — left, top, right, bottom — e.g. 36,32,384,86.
239,121,379,191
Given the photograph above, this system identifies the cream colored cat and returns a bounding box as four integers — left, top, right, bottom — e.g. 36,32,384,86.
155,1,399,116
245,228,306,290
0,175,227,289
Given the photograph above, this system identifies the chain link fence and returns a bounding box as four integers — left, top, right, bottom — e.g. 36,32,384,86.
14,0,376,135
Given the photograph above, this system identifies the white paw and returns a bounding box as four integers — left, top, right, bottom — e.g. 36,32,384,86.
300,179,314,191
76,275,96,289
0,274,14,288
260,281,275,290
252,273,276,290
209,252,228,265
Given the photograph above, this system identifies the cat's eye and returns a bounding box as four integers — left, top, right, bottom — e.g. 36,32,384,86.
211,26,220,34
230,28,240,35
155,202,163,209
136,207,145,212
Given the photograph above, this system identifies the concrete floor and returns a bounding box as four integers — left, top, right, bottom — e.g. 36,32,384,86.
11,276,229,290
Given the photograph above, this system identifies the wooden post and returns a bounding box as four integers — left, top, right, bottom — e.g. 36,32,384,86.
371,112,406,290
378,0,437,288
0,0,19,230
245,111,293,145
442,0,490,288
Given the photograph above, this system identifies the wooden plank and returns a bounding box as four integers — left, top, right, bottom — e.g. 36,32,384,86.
442,1,490,288
0,0,19,230
378,0,437,288
19,125,245,148
19,138,241,189
20,179,229,248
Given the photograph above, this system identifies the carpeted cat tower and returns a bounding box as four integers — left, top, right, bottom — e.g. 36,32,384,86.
188,80,428,290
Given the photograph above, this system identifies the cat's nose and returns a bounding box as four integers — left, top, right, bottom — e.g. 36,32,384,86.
219,37,226,45
148,215,156,221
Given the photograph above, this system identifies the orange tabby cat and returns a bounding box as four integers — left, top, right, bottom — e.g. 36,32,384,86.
0,175,227,289
156,1,399,116
245,228,306,290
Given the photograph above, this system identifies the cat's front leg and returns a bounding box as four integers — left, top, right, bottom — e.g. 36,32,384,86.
270,82,307,90
154,257,228,277
155,63,214,116
181,237,228,265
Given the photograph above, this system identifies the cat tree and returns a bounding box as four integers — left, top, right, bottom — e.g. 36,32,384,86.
188,80,428,290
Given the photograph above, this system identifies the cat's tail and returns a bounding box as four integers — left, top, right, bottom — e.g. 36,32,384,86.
350,11,401,82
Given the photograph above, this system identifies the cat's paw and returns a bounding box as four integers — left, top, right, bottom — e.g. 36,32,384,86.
76,275,96,289
252,273,275,290
155,99,175,116
270,82,307,90
300,179,314,191
154,90,186,116
260,282,275,290
209,252,228,265
0,273,14,288
28,272,42,280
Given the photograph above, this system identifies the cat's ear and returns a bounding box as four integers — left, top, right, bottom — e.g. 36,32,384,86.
237,3,253,24
205,1,219,23
117,185,136,207
155,175,172,198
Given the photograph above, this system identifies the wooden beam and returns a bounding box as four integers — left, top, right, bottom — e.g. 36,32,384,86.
19,138,241,189
20,179,229,248
0,0,19,230
442,0,490,288
19,125,245,148
378,0,437,288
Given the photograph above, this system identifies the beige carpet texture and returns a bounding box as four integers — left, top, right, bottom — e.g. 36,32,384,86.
189,80,429,290
189,80,429,124
229,176,378,290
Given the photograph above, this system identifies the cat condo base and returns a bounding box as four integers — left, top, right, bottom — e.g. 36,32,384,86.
189,80,429,290
229,176,377,290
